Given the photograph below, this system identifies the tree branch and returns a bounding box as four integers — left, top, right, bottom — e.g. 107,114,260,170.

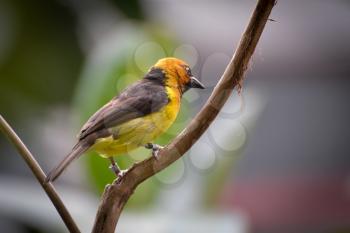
92,0,277,232
0,115,81,233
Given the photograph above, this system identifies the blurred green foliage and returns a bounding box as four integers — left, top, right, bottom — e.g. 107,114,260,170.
0,0,82,121
112,0,144,20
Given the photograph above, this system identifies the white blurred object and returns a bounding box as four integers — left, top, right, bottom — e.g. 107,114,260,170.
0,176,249,233
0,176,97,232
118,211,249,233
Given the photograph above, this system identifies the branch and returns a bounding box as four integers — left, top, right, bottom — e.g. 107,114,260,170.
0,115,81,233
92,0,277,232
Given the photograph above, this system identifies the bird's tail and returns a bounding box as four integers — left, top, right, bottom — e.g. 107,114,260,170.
45,142,89,183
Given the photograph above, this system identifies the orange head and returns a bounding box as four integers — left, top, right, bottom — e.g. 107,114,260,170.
146,57,205,94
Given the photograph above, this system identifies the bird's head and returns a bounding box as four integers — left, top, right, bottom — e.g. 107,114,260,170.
145,57,205,94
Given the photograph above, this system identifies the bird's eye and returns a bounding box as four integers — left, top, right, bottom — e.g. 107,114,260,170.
185,66,191,76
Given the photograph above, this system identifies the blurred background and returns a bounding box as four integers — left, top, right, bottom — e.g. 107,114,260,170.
1,0,350,232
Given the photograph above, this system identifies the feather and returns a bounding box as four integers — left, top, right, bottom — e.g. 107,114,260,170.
46,78,169,182
78,79,169,140
45,142,89,183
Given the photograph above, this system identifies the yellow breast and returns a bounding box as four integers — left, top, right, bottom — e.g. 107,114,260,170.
92,86,181,157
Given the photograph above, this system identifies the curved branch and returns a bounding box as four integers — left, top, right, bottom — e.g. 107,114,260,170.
0,115,81,233
92,0,276,232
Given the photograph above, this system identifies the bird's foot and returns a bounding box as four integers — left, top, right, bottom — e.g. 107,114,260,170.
145,143,164,160
108,157,126,179
109,164,127,179
109,163,120,176
117,169,127,179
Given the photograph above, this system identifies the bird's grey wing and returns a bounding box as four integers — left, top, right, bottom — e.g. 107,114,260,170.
78,80,169,141
46,71,169,183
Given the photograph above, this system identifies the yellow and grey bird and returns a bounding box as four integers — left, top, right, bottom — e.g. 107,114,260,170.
46,57,205,182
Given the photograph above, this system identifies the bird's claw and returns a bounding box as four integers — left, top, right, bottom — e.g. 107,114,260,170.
152,148,161,160
109,164,126,179
145,143,163,160
117,169,126,179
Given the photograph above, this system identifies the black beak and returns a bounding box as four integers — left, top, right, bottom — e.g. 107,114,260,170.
189,76,205,89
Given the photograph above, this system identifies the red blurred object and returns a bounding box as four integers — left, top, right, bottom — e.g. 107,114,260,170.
221,174,350,233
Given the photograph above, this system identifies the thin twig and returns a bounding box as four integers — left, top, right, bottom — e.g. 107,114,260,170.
92,0,277,232
0,115,81,233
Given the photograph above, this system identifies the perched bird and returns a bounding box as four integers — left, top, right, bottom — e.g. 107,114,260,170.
45,57,205,182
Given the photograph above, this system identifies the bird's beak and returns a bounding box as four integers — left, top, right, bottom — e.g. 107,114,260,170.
189,76,205,89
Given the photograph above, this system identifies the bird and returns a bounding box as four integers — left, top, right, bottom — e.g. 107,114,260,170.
45,57,205,183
